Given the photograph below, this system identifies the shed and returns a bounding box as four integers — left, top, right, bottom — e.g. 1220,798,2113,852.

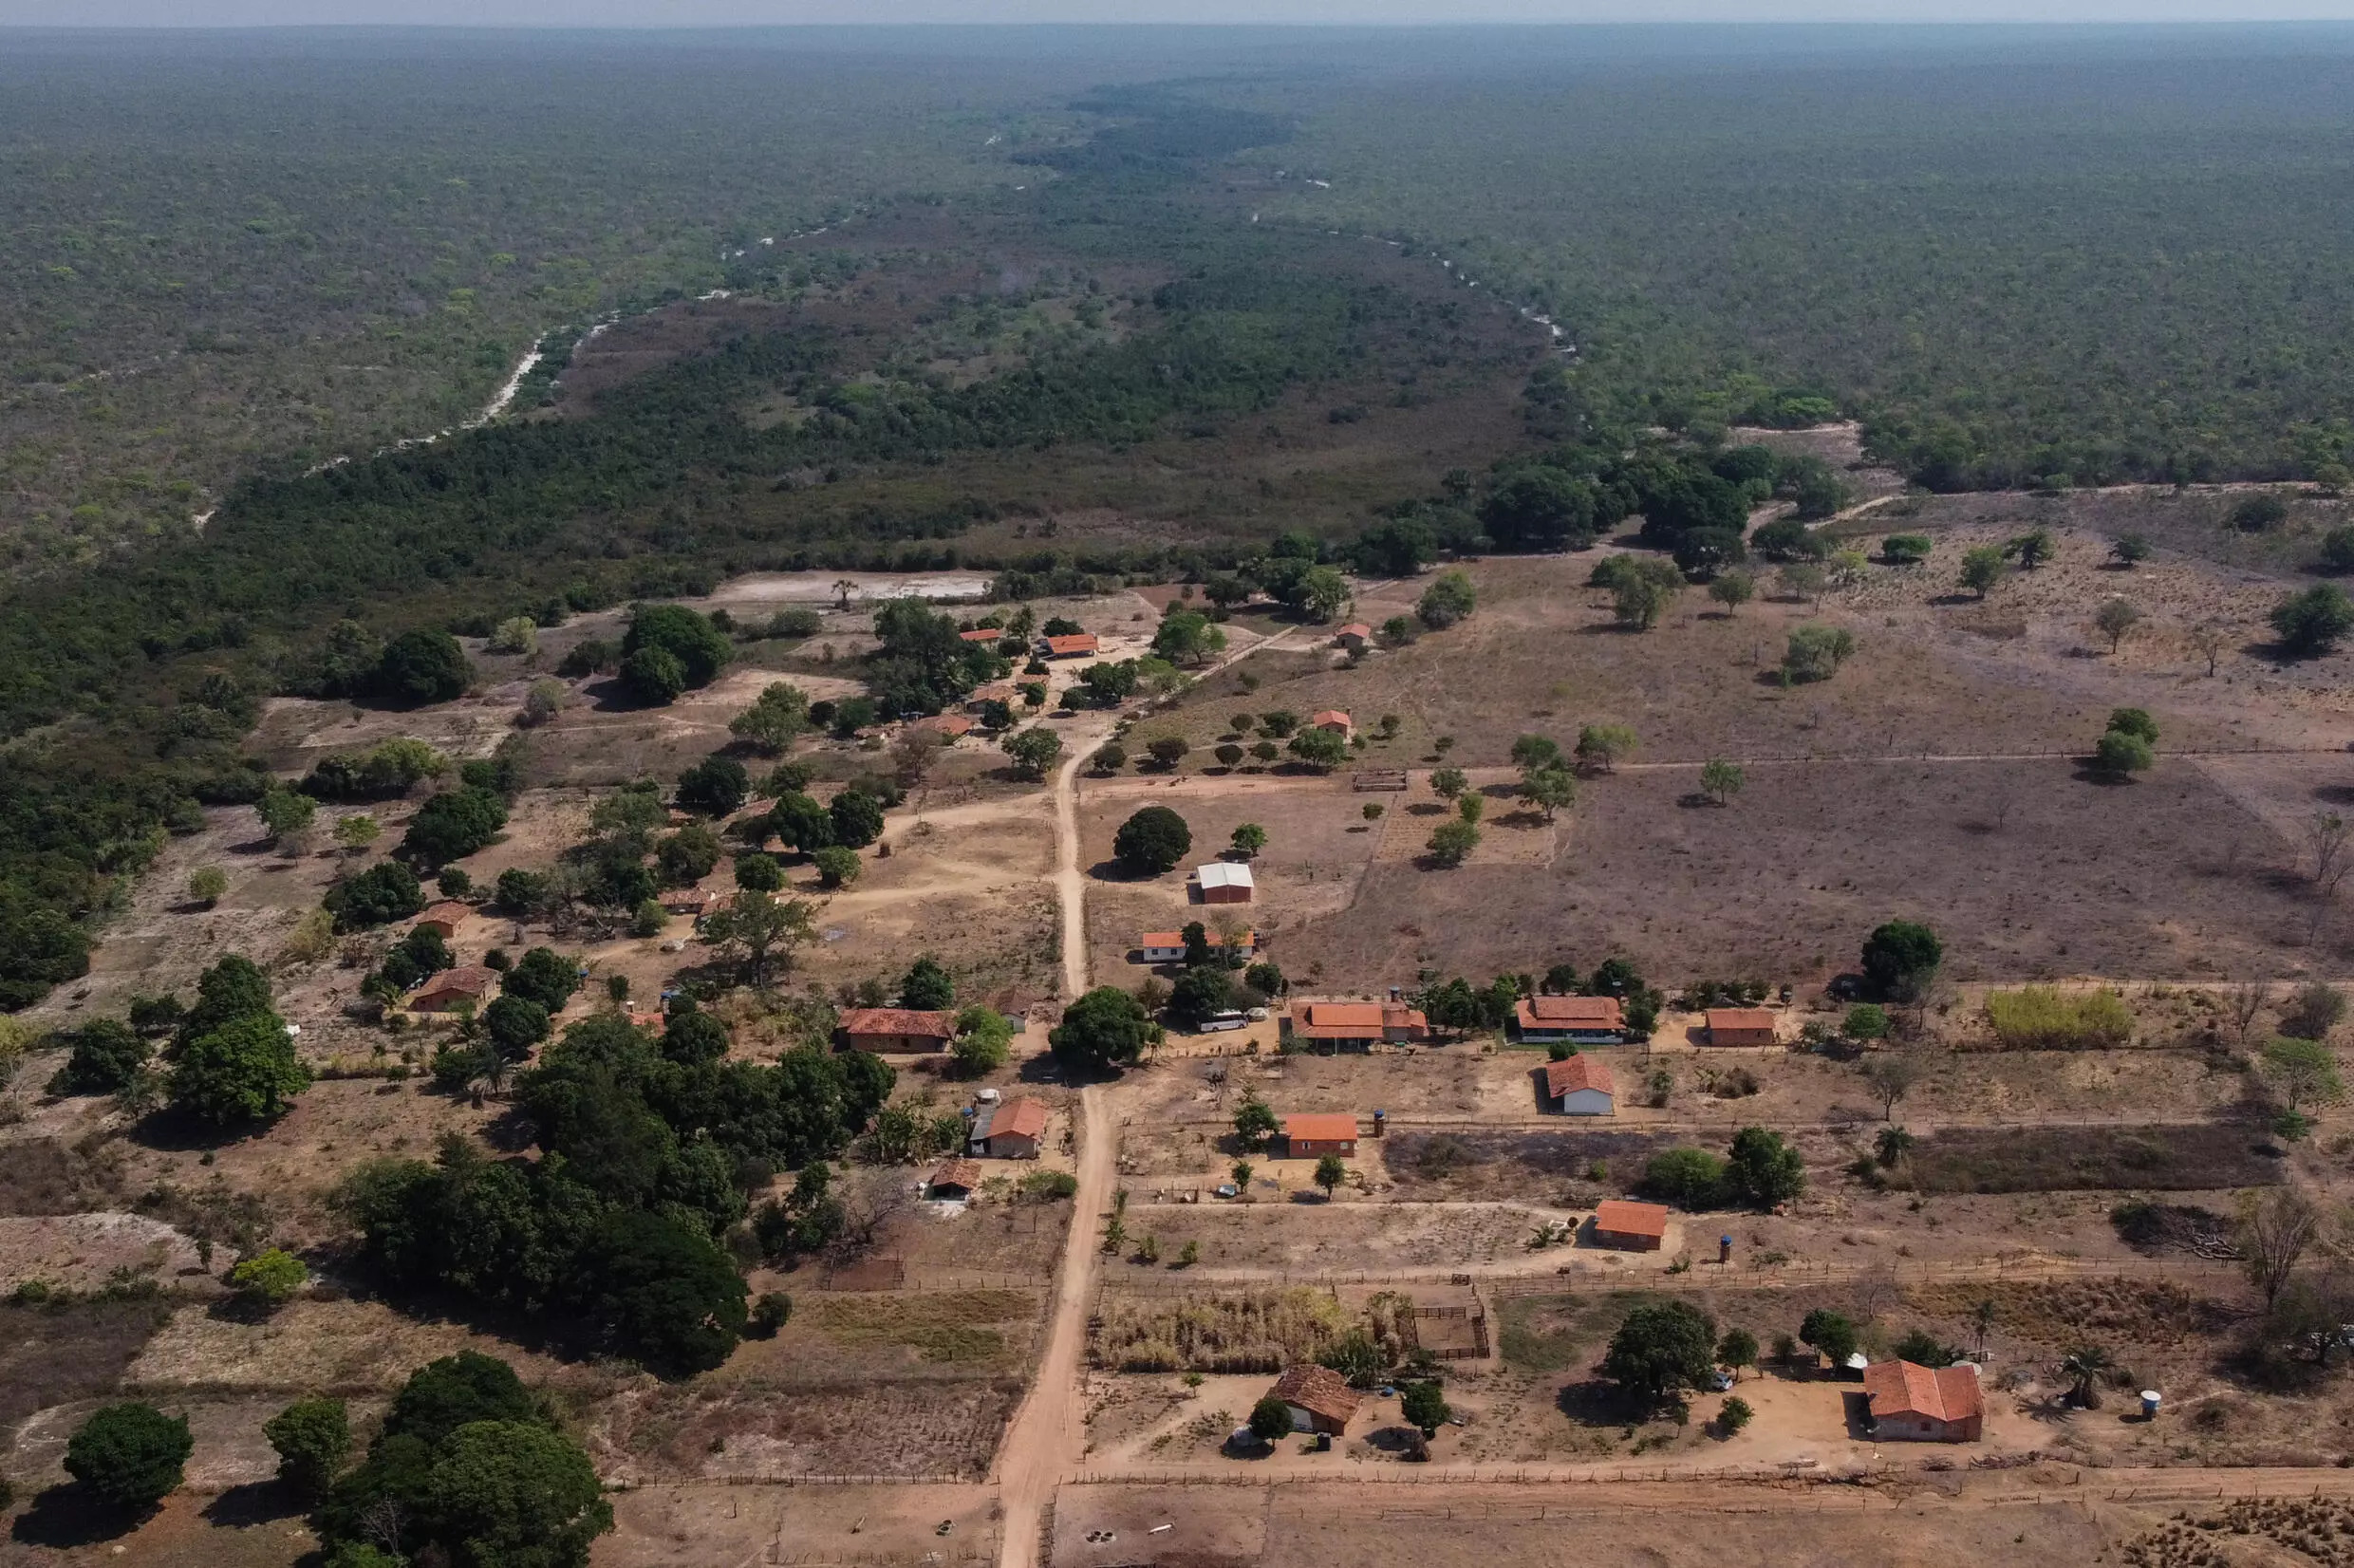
1042,633,1099,659
1515,995,1624,1044
1269,1363,1361,1435
958,627,1004,644
838,1007,957,1053
1335,624,1372,651
1195,863,1256,905
412,901,472,940
1310,709,1354,737
927,1158,984,1200
1863,1360,1985,1442
1591,1199,1670,1252
1705,1008,1778,1046
968,1096,1048,1159
661,887,719,918
915,713,975,739
411,965,496,1014
1543,1054,1616,1115
1281,1112,1358,1158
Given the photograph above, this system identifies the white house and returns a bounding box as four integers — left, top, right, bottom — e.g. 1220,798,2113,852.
1543,1053,1616,1115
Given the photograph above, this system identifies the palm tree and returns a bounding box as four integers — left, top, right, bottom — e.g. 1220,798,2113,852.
1971,1299,1996,1361
833,578,856,610
472,1053,512,1100
2062,1345,2113,1409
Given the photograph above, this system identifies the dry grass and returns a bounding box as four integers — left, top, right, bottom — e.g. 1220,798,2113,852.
1902,1277,2238,1353
1092,1286,1349,1372
799,1289,1035,1365
1906,1122,2282,1194
2126,1499,2354,1568
1983,986,2137,1049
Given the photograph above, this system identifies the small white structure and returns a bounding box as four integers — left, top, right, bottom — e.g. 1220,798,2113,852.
1543,1054,1615,1115
1195,862,1255,905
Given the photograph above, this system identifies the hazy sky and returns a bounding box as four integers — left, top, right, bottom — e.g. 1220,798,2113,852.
11,3,2354,26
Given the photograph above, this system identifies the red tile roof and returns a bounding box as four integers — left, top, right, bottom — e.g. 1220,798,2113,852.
1519,995,1624,1029
1282,1112,1358,1144
918,713,975,737
1290,1000,1428,1039
988,1097,1049,1140
1593,1199,1670,1239
929,1158,984,1191
1311,710,1352,730
1864,1360,1985,1425
413,964,496,1004
416,901,473,929
1271,1363,1361,1427
838,1007,957,1041
1141,929,1255,950
1707,1008,1777,1034
1044,634,1098,656
1544,1055,1615,1098
1337,623,1372,639
959,628,1004,643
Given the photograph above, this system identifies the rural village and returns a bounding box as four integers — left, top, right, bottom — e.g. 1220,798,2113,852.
12,404,2354,1568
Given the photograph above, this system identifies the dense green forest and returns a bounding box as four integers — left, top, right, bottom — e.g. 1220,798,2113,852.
11,26,2354,1005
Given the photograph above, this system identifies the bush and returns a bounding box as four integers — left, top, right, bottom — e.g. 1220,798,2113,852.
1725,1127,1805,1207
263,1396,349,1497
1642,1147,1726,1206
734,852,784,891
50,1018,151,1095
65,1403,193,1512
228,1248,308,1307
829,789,886,849
749,1292,793,1337
1860,920,1941,1001
1113,805,1192,874
400,786,509,865
2271,584,2354,657
813,847,860,887
1716,1394,1753,1434
1783,624,1856,683
1983,986,2133,1049
2232,493,2289,532
1249,1394,1295,1442
375,628,472,706
676,756,750,816
326,860,422,931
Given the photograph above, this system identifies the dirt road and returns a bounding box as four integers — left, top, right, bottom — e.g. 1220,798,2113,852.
994,1084,1119,1568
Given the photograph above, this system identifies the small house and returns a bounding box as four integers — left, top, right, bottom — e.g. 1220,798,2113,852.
1310,709,1354,737
1195,863,1255,905
927,1158,984,1200
1514,995,1624,1044
411,965,496,1014
958,627,1004,644
1042,633,1099,659
627,1009,667,1032
837,1007,958,1053
1543,1054,1616,1115
1591,1199,1670,1252
965,681,1019,713
413,901,472,940
1268,1363,1361,1436
1335,624,1372,652
1137,929,1257,963
915,713,975,739
1280,999,1430,1049
968,1096,1048,1159
661,887,719,919
1281,1112,1358,1158
1705,1008,1779,1046
1863,1360,1985,1443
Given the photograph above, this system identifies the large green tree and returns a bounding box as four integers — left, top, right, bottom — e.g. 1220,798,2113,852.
1601,1302,1717,1406
65,1403,193,1512
1050,987,1155,1073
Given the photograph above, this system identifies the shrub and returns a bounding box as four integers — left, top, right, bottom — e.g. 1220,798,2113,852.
1642,1147,1726,1205
2271,584,2354,657
1782,624,1856,683
263,1397,348,1497
325,860,422,931
1983,987,2133,1049
813,847,860,888
1716,1395,1753,1434
228,1248,308,1307
65,1403,193,1512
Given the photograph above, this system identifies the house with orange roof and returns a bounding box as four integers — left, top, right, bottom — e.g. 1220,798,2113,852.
1334,623,1372,652
915,713,975,739
1591,1199,1670,1252
1281,1112,1358,1158
1269,1363,1361,1435
837,1007,957,1053
1309,709,1353,737
1042,633,1099,659
1280,999,1429,1049
1705,1008,1779,1046
958,627,1004,644
412,901,473,940
1515,994,1624,1044
968,1096,1048,1159
1863,1360,1985,1442
411,965,497,1014
1543,1054,1616,1115
1137,929,1257,963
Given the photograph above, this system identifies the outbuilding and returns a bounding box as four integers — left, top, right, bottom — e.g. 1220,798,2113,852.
1042,633,1099,659
1591,1199,1670,1252
1269,1363,1361,1436
1863,1360,1985,1442
661,887,719,919
412,901,472,940
1514,995,1624,1044
927,1158,984,1200
1310,709,1354,737
1281,1112,1358,1158
1705,1008,1779,1046
1334,624,1372,652
838,1007,957,1053
968,1096,1048,1158
1543,1054,1616,1115
1195,863,1255,905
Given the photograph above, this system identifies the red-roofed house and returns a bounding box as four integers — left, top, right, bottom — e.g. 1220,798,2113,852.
1310,709,1353,737
1269,1363,1361,1435
1863,1360,1985,1442
1281,999,1429,1049
1281,1112,1357,1158
959,627,1005,644
661,886,719,919
1591,1199,1670,1252
837,1008,957,1053
1543,1055,1616,1115
411,965,497,1014
1137,929,1257,963
413,901,473,940
915,713,975,739
928,1158,984,1199
1042,634,1099,659
1705,1008,1779,1046
1335,624,1372,652
1514,995,1624,1044
969,1096,1048,1159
